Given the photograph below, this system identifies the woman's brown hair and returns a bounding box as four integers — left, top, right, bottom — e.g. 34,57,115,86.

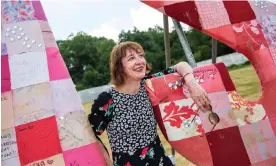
109,41,151,86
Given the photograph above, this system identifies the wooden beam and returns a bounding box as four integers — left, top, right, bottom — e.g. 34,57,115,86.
212,38,218,63
163,14,171,68
172,19,197,68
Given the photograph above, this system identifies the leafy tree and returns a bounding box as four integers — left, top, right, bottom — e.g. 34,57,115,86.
58,27,234,90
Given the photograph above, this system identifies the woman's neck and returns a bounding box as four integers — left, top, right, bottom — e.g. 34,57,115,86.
115,80,141,95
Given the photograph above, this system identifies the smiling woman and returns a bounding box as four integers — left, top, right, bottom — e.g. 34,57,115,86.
88,41,211,166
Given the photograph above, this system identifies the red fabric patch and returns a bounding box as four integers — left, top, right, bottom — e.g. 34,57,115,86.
152,105,169,140
206,126,251,166
232,20,268,56
215,62,236,91
1,56,11,92
170,136,213,166
204,24,237,51
223,1,256,24
141,1,165,9
15,116,62,165
250,48,276,84
164,1,202,30
46,47,70,81
259,79,276,119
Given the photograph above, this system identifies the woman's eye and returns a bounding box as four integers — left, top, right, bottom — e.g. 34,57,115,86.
128,57,134,61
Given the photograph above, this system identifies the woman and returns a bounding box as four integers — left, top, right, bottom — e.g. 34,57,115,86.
88,41,210,166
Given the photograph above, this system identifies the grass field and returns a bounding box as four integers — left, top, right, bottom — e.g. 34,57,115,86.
83,64,262,166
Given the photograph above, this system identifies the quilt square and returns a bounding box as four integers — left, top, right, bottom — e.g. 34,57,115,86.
2,20,45,56
1,91,14,129
13,82,54,126
239,119,276,164
249,0,276,22
259,15,276,46
9,52,49,89
232,19,268,55
2,157,20,166
206,126,251,166
251,157,276,166
56,110,95,151
1,0,36,24
228,91,267,127
223,1,256,24
1,42,8,56
198,91,237,133
251,48,276,83
193,65,226,93
195,0,231,30
39,21,58,48
164,1,202,30
31,1,48,21
1,56,11,92
50,79,84,116
159,98,203,141
63,143,106,166
15,116,62,165
26,154,65,166
46,47,70,81
269,45,276,66
2,31,8,56
1,127,19,161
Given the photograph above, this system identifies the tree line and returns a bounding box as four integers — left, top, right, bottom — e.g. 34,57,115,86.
57,26,235,90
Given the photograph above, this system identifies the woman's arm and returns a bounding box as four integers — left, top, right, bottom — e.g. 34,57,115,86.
174,62,211,112
88,91,113,155
148,61,211,112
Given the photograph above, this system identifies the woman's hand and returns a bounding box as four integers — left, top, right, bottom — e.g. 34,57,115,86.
185,75,211,112
175,62,211,112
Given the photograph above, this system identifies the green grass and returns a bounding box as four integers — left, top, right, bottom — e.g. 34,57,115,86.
83,64,261,165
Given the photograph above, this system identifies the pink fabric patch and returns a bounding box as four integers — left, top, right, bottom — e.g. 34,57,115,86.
249,0,276,22
46,47,70,81
269,45,276,66
195,0,231,30
259,15,276,46
39,21,58,48
239,119,276,164
193,65,226,93
63,143,106,166
199,91,237,132
1,56,11,92
32,1,47,21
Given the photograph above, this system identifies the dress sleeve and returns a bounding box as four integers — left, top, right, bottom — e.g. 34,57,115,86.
88,91,113,136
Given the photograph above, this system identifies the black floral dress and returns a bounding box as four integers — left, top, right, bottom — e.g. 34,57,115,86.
88,67,175,166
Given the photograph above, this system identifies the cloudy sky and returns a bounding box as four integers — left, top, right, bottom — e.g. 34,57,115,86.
41,0,181,42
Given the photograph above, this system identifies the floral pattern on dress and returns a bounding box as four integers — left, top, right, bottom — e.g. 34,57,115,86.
88,67,176,166
1,0,36,24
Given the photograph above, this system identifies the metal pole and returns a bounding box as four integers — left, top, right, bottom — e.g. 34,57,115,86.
163,14,176,165
212,38,217,63
163,14,171,68
172,19,197,68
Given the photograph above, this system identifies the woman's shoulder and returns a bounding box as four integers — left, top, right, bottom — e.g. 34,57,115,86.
93,91,113,107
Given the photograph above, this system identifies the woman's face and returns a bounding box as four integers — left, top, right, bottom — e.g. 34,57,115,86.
121,48,146,82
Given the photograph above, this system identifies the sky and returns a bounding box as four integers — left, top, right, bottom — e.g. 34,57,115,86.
40,0,183,42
